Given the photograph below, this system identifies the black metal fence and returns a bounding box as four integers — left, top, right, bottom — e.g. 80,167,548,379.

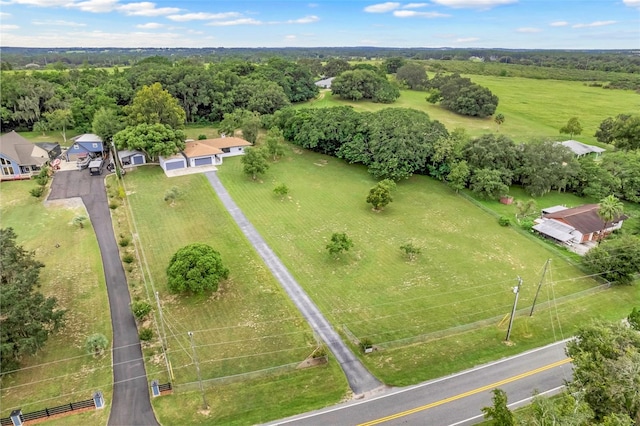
0,398,94,425
158,382,172,393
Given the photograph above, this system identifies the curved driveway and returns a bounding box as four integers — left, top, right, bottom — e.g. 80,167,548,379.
205,171,382,396
48,170,158,426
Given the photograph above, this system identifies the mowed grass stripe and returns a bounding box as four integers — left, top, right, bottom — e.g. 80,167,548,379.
217,146,597,346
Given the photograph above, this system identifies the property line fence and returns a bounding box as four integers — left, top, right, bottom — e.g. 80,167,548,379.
175,356,328,393
345,282,610,351
1,398,97,426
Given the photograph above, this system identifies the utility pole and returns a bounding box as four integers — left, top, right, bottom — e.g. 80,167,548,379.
154,291,172,380
505,276,523,342
188,331,208,409
530,259,551,316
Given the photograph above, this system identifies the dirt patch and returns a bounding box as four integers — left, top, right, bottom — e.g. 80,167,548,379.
44,197,86,211
313,159,328,167
296,356,328,369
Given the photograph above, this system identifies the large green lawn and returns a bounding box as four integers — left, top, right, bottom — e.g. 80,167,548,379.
119,167,347,424
302,76,639,143
0,180,112,424
217,145,639,385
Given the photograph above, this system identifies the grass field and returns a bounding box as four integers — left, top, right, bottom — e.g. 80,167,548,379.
116,168,348,424
216,144,639,385
0,180,112,424
302,76,640,143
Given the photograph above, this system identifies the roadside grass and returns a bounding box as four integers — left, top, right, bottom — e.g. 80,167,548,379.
17,130,82,147
0,180,112,423
302,75,639,143
217,144,639,385
116,167,347,424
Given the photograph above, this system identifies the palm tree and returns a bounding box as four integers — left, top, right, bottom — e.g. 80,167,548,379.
597,195,624,243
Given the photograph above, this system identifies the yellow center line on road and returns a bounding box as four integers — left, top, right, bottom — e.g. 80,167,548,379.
358,357,572,426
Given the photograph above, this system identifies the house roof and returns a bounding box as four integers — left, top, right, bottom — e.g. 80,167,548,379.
35,142,61,152
118,150,144,159
197,137,252,150
0,131,48,166
560,140,605,156
183,141,223,158
74,133,103,143
533,219,576,242
543,204,627,234
315,77,335,88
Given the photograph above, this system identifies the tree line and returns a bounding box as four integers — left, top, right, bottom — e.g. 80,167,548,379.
266,106,640,203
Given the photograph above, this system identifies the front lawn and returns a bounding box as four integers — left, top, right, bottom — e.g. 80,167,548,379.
117,167,348,424
217,145,639,385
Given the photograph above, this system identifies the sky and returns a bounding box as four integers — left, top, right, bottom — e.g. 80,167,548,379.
0,0,639,49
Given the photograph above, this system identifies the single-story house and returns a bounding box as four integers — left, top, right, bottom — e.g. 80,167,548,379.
533,204,627,245
159,153,187,172
66,134,104,161
315,77,335,89
118,150,146,167
560,140,606,158
35,142,62,161
198,136,252,158
183,141,222,168
0,131,49,180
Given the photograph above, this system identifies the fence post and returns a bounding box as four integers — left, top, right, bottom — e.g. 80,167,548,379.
150,380,160,397
93,391,105,409
9,410,23,426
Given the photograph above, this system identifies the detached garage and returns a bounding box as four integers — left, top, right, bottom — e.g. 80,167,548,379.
118,150,146,167
159,154,187,172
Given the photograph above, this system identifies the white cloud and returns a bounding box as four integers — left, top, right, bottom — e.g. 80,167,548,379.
623,0,640,7
285,34,296,40
364,2,401,13
207,18,262,26
286,15,319,24
573,20,616,28
393,9,449,17
403,3,428,8
517,27,541,33
72,0,118,13
431,0,516,8
549,21,568,27
0,12,12,17
117,2,180,16
455,37,479,43
136,22,162,28
3,0,69,6
166,12,241,22
32,19,87,26
308,3,318,7
0,24,19,30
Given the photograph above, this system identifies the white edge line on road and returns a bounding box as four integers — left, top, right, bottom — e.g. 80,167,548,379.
447,385,566,426
271,339,571,425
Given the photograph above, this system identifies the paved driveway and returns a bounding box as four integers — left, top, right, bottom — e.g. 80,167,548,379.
48,170,159,426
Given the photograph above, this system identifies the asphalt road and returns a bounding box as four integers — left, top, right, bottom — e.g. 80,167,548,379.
267,340,572,425
48,170,159,426
205,171,383,396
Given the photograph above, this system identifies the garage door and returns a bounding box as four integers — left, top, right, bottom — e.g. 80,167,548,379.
194,157,212,166
133,155,144,165
165,160,185,171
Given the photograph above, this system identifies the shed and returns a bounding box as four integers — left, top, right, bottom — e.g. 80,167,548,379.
560,140,605,158
118,150,146,166
159,153,187,172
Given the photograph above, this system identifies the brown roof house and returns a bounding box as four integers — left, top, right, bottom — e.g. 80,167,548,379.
533,204,627,248
0,131,49,180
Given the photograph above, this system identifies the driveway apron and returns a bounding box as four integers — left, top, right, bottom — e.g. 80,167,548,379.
204,171,382,395
48,170,158,426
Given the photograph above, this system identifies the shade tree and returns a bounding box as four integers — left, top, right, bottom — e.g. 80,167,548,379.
395,63,429,90
331,69,400,103
559,117,583,139
326,232,354,258
124,82,186,129
583,235,640,285
366,182,393,211
166,243,229,294
241,147,269,180
113,123,185,162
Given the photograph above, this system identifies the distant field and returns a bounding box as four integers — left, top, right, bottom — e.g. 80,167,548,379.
118,168,347,424
0,180,111,424
302,76,640,143
217,145,639,384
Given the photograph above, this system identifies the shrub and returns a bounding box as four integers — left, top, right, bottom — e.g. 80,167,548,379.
167,243,229,294
498,216,511,226
139,328,153,341
312,346,327,359
359,338,373,353
122,253,135,264
35,175,49,186
109,202,119,210
519,218,534,231
131,300,152,321
29,186,45,198
198,134,207,140
85,333,109,357
119,237,130,247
